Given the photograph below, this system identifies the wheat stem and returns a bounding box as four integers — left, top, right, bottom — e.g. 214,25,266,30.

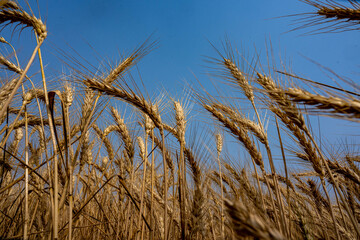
275,118,292,239
36,36,59,240
23,103,29,240
215,134,225,240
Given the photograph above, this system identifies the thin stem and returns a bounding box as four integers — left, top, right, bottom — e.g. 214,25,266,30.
138,134,148,240
64,105,73,240
150,134,155,240
160,128,168,240
36,36,59,240
250,157,266,212
217,151,224,240
179,139,186,240
24,104,29,240
275,118,292,239
320,177,340,240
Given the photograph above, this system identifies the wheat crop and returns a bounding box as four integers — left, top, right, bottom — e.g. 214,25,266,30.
0,0,359,239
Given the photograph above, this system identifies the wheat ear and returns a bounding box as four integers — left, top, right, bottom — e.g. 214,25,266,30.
111,107,134,164
225,199,286,240
223,58,254,102
0,1,19,10
0,8,47,39
84,79,162,128
317,6,360,21
289,0,360,33
286,88,360,119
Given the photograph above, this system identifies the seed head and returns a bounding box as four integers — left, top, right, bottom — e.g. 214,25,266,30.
137,137,145,159
14,127,23,141
144,115,155,135
102,156,109,168
174,101,186,144
62,84,74,107
216,134,223,154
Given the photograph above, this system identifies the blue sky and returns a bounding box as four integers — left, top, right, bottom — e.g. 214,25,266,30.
41,0,359,95
14,0,358,87
3,0,359,162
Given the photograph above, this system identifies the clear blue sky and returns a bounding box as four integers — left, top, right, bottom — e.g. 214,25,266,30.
37,0,360,87
3,0,359,162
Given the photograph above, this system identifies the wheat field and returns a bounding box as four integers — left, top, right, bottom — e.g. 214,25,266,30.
0,0,359,239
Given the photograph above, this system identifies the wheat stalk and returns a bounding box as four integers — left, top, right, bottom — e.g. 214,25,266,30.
214,103,267,144
215,133,225,239
136,136,147,240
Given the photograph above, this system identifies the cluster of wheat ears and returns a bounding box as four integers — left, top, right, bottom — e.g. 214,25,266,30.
0,0,359,239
